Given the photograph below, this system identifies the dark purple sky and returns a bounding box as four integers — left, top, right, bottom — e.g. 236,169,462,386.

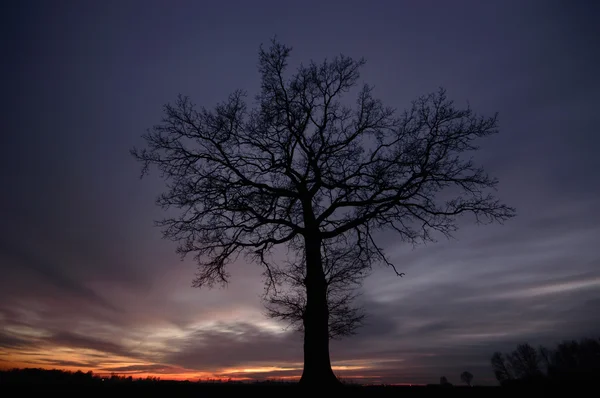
2,0,599,385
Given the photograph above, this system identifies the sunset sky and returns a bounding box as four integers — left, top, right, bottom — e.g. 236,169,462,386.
2,0,599,386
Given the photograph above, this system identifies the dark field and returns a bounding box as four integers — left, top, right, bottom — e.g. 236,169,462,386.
0,369,557,397
1,382,505,397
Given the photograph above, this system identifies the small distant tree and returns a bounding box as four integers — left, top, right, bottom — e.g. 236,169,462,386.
460,371,473,386
440,376,449,385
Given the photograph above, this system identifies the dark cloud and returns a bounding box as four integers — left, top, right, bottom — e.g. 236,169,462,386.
47,332,132,359
0,332,33,350
101,364,186,374
38,359,96,368
165,322,303,370
224,368,300,380
0,239,121,313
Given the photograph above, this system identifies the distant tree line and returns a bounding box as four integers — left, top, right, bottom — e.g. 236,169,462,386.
0,368,161,384
0,368,301,387
491,337,600,386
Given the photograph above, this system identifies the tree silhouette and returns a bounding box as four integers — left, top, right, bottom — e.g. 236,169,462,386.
440,376,451,386
460,371,473,386
491,352,514,384
507,343,543,380
491,343,543,385
131,39,515,386
264,234,367,339
548,338,600,384
490,339,600,386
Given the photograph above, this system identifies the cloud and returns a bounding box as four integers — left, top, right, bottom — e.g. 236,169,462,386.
101,364,187,374
164,322,303,371
37,359,96,368
0,331,34,350
47,332,132,358
0,239,121,314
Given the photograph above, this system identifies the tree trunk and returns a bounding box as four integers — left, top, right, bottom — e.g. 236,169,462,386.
298,233,341,387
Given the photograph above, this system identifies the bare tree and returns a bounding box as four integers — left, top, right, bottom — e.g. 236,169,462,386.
493,338,600,386
491,344,543,385
131,39,515,386
550,338,600,384
460,370,473,386
491,352,514,385
507,343,543,380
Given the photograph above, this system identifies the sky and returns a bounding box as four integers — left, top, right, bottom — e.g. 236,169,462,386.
1,0,599,386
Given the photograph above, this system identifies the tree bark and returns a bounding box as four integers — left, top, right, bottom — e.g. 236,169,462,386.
298,232,341,387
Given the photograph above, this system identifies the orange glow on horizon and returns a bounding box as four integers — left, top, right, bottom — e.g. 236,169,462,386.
1,344,398,384
0,356,393,384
